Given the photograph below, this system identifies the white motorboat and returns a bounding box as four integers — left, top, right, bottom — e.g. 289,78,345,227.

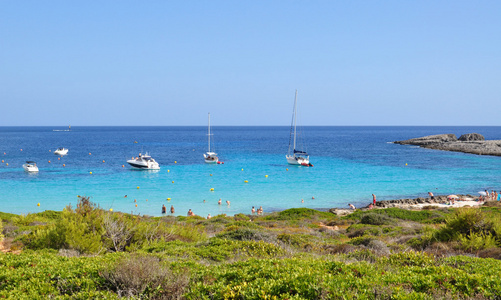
203,113,219,164
23,161,39,172
127,152,160,170
54,148,68,155
286,90,313,167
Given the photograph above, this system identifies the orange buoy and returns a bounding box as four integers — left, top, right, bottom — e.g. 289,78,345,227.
122,165,124,168
135,204,138,207
63,164,66,167
48,160,51,163
89,153,91,155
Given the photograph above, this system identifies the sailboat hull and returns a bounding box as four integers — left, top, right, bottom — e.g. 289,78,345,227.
286,155,310,166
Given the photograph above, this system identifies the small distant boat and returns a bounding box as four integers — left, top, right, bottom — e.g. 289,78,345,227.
23,161,39,172
54,148,69,155
286,90,312,167
203,113,219,164
127,152,160,170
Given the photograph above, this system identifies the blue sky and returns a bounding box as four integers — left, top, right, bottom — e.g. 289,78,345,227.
1,1,500,126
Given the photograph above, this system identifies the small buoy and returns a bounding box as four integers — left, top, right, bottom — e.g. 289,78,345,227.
135,204,138,207
89,171,92,174
172,181,174,183
1,160,3,163
48,160,51,163
20,149,23,151
109,208,113,212
137,186,140,189
286,168,289,171
89,153,91,155
167,198,171,201
122,165,124,167
58,157,60,160
3,152,5,155
210,188,214,191
241,168,244,171
102,160,105,163
63,164,66,167
134,141,138,143
6,163,8,166
37,203,40,206
145,199,148,201
210,174,213,176
49,150,51,152
77,195,80,197
265,175,268,178
167,170,170,172
405,163,408,166
244,180,248,183
174,161,177,164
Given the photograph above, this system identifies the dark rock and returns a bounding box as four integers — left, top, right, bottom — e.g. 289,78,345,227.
458,133,485,141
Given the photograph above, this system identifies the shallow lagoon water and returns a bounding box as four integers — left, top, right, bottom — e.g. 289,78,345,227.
1,126,500,217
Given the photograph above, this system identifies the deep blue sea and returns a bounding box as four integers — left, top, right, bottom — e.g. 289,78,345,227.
1,126,500,217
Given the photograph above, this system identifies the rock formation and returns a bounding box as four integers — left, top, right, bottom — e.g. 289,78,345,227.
394,133,501,156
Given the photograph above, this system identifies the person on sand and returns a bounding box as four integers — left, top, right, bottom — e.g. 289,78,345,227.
348,203,356,210
170,205,175,214
251,206,255,214
207,213,211,219
428,192,434,200
486,190,490,198
161,204,166,214
218,198,222,205
372,194,376,206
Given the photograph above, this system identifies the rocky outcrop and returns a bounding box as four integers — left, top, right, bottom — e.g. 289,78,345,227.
394,134,457,146
394,133,501,156
458,133,485,141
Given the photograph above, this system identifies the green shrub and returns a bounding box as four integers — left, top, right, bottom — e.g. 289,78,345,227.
267,208,335,221
101,254,189,299
360,213,394,225
217,228,272,242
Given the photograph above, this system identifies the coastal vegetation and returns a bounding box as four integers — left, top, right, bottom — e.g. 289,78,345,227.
1,197,501,299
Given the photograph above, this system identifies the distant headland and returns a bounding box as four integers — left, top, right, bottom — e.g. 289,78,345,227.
394,133,501,156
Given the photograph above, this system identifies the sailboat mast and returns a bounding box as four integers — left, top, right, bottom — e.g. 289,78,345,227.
293,90,297,151
208,113,211,153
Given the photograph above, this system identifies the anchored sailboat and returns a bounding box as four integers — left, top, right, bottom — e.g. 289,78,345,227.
204,113,219,164
286,90,312,166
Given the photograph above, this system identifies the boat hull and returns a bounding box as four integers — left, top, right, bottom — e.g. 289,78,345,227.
126,160,160,170
23,164,39,172
286,155,310,166
54,148,68,155
204,153,218,164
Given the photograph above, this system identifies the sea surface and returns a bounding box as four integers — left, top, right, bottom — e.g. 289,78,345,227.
1,126,500,217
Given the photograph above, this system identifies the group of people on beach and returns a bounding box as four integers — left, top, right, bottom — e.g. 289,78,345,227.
161,198,265,219
479,190,501,202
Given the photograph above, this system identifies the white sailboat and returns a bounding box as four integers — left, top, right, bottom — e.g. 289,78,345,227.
203,113,219,164
286,90,312,166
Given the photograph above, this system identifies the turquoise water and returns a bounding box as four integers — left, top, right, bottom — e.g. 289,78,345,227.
1,126,500,217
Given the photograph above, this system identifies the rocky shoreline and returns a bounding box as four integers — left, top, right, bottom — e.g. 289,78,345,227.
328,194,481,216
394,133,501,156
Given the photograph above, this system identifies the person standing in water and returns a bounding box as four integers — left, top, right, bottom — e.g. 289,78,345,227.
170,205,175,214
161,204,166,214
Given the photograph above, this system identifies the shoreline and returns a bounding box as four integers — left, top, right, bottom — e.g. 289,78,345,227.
328,194,487,216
